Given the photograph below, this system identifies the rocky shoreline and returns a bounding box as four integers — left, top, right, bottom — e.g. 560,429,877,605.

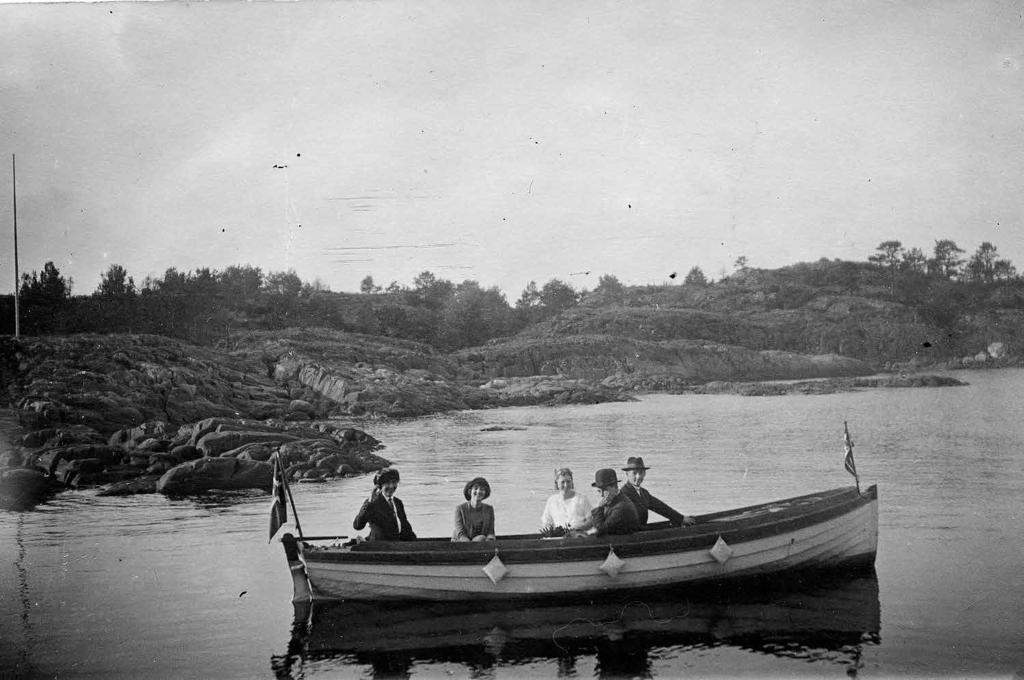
0,334,399,508
0,331,972,509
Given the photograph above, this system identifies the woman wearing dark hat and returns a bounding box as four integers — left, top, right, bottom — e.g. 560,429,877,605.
353,468,417,541
620,456,695,527
452,477,496,542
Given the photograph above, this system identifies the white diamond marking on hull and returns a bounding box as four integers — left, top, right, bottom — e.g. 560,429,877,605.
482,554,509,584
599,547,626,577
710,535,734,564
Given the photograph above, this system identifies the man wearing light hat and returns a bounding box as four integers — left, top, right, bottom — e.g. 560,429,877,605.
584,468,640,537
620,457,695,527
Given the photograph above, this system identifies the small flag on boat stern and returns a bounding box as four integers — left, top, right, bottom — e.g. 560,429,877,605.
843,421,860,489
269,455,288,542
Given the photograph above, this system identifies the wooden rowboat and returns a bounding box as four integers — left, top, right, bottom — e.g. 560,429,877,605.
277,484,878,603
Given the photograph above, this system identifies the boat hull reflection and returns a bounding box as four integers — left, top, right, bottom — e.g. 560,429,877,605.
273,570,880,677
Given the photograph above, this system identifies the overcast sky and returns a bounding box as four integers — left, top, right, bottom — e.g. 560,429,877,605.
1,1,1023,298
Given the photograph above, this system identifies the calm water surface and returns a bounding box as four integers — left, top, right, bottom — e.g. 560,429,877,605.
2,369,1023,678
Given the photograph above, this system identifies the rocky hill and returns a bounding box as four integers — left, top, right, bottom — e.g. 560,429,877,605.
8,256,1013,504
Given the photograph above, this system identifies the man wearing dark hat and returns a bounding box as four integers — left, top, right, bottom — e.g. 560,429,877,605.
353,468,417,541
584,468,640,537
620,457,695,527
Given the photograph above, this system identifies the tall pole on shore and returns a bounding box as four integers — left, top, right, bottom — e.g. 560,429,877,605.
12,154,20,338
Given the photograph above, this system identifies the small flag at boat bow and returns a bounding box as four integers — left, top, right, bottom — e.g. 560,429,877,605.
844,421,860,491
269,455,288,542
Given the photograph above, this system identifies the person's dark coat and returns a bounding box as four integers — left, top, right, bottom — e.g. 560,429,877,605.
590,491,640,536
620,483,686,526
353,493,416,541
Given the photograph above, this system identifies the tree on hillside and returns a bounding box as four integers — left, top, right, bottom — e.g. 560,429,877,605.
21,261,72,302
95,264,136,297
142,267,188,294
684,266,708,286
900,247,927,274
19,261,72,333
263,270,303,296
594,274,625,300
360,275,380,294
219,265,263,300
539,278,579,314
963,242,1016,283
514,280,543,325
928,240,964,279
516,281,541,309
412,271,454,309
439,281,513,348
868,241,903,269
868,240,903,294
733,256,749,272
189,267,219,298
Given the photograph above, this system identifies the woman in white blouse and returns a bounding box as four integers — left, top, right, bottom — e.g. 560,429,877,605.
540,468,593,533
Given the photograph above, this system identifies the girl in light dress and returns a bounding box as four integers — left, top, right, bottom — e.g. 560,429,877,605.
540,468,593,534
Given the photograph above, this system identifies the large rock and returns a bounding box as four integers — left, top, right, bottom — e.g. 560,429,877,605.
23,424,105,448
0,468,62,509
187,417,290,447
195,430,300,457
288,399,317,416
156,457,272,494
97,475,162,496
108,421,170,449
278,438,342,460
33,444,124,476
234,445,275,462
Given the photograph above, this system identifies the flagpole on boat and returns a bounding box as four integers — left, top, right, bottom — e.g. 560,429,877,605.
11,154,20,338
278,453,305,538
844,421,860,494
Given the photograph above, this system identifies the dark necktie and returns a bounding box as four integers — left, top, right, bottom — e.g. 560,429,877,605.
388,497,402,533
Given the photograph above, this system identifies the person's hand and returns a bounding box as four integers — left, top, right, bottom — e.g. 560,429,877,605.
682,515,697,526
368,486,382,502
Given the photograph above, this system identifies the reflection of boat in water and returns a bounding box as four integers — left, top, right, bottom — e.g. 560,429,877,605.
279,484,878,602
272,571,880,678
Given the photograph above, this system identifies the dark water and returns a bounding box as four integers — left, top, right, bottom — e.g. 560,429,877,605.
2,369,1023,678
